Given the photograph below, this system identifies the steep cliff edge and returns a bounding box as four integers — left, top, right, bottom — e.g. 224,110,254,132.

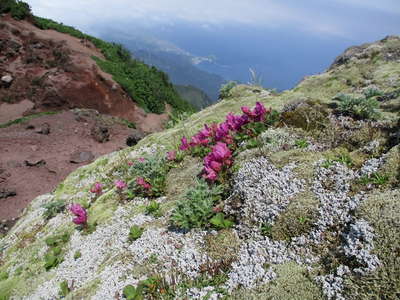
0,35,399,300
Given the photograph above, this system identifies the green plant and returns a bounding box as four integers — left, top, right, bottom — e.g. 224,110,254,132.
219,81,237,99
209,213,234,230
359,173,389,186
128,225,144,242
73,251,81,260
165,111,192,129
334,92,380,120
333,153,353,167
42,200,66,220
171,179,224,230
122,276,165,300
260,223,273,237
295,139,309,149
321,159,335,168
127,155,169,197
0,271,8,281
145,201,161,217
123,285,143,300
0,112,58,129
59,280,70,297
0,0,31,20
43,232,70,271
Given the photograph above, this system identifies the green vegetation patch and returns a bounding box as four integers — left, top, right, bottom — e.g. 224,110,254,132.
0,112,59,129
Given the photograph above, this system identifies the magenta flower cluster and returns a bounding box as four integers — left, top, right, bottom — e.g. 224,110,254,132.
203,142,232,181
179,102,270,181
90,182,103,196
136,177,151,190
115,180,127,190
69,203,87,225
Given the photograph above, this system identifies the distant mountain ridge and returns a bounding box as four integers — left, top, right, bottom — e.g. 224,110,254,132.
133,49,225,102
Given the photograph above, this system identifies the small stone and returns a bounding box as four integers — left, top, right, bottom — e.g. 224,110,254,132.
1,75,13,84
24,159,46,167
35,123,50,135
70,151,94,164
0,188,17,199
126,130,145,147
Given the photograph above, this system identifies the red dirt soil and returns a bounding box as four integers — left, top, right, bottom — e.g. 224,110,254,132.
0,15,169,133
0,110,136,221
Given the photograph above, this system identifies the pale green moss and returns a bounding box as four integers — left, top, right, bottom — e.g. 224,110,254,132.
344,188,400,299
231,262,323,300
204,229,241,262
165,156,203,199
270,189,319,241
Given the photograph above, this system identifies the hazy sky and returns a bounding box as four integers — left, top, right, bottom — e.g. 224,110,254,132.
27,0,400,39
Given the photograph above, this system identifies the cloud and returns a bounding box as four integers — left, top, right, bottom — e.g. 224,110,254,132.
26,0,399,38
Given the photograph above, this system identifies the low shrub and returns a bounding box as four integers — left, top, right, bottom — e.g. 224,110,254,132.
127,155,169,198
0,0,31,20
170,179,223,230
219,81,237,99
334,90,380,120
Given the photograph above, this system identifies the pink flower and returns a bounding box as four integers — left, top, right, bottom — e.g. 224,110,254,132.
203,166,218,181
137,157,146,163
215,122,230,141
210,160,223,172
127,161,134,166
90,182,103,195
166,151,177,161
69,203,87,225
115,180,127,190
211,142,232,162
241,102,269,122
136,177,151,190
179,136,190,151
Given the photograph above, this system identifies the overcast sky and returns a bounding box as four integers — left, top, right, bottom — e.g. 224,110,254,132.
27,0,400,40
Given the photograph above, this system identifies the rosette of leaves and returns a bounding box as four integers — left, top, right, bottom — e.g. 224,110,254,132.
43,232,70,271
171,179,224,230
42,200,66,220
127,155,169,197
334,91,381,120
128,225,144,242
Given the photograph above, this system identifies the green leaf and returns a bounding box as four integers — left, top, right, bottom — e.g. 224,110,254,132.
129,225,144,242
59,280,70,297
210,213,234,229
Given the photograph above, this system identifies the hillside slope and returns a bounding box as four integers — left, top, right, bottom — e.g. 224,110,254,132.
0,5,193,132
0,36,399,300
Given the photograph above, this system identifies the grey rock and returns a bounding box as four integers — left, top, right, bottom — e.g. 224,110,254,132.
90,123,110,143
70,151,95,164
1,75,13,83
35,123,50,135
0,188,17,199
126,130,145,147
24,159,46,167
